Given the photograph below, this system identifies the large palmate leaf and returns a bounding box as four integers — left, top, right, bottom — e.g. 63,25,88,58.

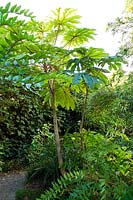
72,73,82,84
83,73,99,88
99,55,124,70
72,72,100,89
48,8,81,30
63,28,96,47
65,46,123,90
55,87,75,110
66,47,109,71
66,46,123,75
86,47,109,59
44,8,82,44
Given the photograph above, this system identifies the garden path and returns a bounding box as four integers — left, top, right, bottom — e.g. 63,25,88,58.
0,171,26,200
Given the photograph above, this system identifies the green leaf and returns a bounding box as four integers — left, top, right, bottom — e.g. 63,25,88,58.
5,37,11,45
24,9,30,16
55,86,75,110
10,32,17,40
15,5,21,13
22,76,31,83
13,60,19,66
66,58,80,72
55,87,65,108
72,73,82,84
3,13,8,20
83,74,98,88
15,53,26,60
4,2,11,12
10,4,17,12
5,75,13,81
64,28,96,46
87,47,109,59
12,75,21,81
50,8,81,30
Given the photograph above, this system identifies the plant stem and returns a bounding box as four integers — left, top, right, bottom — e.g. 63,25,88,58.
48,79,65,175
79,85,89,150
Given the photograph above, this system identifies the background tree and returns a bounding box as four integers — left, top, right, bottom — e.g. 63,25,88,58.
107,0,133,65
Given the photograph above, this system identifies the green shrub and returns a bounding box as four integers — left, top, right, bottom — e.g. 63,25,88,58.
36,169,129,200
37,131,133,200
85,71,133,138
0,80,52,169
26,124,59,187
36,170,85,200
121,185,133,200
63,133,84,171
15,188,43,200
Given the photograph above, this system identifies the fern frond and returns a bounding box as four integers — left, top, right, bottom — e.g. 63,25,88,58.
36,170,84,200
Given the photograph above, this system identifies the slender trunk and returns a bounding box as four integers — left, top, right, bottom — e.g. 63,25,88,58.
79,85,89,150
48,79,65,176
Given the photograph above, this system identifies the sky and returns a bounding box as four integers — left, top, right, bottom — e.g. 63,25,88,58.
0,0,125,55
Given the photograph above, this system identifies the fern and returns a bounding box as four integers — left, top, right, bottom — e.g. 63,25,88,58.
36,170,84,200
67,182,92,200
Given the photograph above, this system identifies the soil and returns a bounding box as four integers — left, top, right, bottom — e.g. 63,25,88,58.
0,171,26,200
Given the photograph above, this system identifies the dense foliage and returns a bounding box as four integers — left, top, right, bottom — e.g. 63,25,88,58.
0,80,52,169
36,130,133,200
85,70,133,137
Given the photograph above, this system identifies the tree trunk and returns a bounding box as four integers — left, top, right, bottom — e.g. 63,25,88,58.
79,85,89,150
48,79,65,176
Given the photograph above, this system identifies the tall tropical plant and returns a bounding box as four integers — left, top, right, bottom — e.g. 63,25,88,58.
0,3,123,174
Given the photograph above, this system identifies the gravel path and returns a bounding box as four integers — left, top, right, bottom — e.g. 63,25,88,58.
0,171,26,200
